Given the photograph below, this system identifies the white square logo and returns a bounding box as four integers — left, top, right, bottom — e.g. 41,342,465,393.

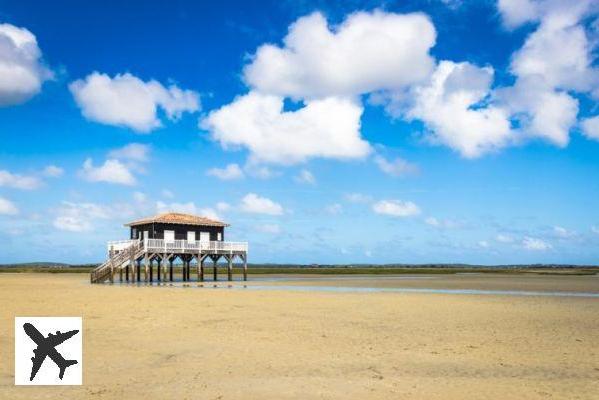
14,317,82,385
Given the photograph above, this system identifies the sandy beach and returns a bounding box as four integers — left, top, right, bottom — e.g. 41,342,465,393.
1,273,598,399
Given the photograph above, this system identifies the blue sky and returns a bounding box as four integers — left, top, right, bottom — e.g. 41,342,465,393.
1,0,599,265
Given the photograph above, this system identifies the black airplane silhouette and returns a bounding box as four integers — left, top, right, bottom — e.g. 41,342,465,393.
23,322,79,381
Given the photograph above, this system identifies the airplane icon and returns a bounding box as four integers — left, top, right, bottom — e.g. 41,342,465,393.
23,322,79,381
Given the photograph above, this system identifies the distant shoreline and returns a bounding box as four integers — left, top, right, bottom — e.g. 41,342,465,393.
1,263,598,276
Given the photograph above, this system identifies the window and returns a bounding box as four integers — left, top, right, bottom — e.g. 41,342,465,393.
132,228,137,239
217,232,222,241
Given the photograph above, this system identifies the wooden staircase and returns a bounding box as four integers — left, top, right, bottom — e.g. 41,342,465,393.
90,241,143,283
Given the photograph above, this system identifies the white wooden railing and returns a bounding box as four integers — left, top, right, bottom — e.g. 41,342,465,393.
106,240,138,252
107,239,248,253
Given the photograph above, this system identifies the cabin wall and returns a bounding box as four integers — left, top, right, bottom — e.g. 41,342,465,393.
130,223,224,241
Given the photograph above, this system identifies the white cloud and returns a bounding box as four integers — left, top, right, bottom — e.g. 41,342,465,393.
498,0,595,30
161,189,174,199
553,226,576,238
344,192,372,203
374,155,418,177
497,78,578,147
326,203,343,215
202,92,370,165
69,72,199,132
592,226,599,235
425,217,458,229
0,23,52,106
495,234,514,243
408,61,514,158
495,0,598,147
108,143,150,162
156,201,198,215
0,196,18,215
522,236,552,251
216,202,230,212
497,0,540,29
79,158,136,185
206,163,244,180
0,169,41,189
133,191,147,203
240,193,284,215
294,169,315,185
42,165,63,178
581,116,599,141
372,199,421,217
155,201,223,221
53,201,113,232
244,163,280,179
256,224,281,234
198,207,221,221
478,240,489,248
243,11,436,99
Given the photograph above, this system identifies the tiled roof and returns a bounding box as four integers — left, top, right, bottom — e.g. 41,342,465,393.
125,212,228,227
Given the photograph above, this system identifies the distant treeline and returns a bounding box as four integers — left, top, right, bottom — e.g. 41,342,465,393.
0,262,598,276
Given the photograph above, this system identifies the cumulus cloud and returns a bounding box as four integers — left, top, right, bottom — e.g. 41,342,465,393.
497,0,541,29
244,11,436,99
108,143,150,162
53,201,113,232
0,23,52,106
408,61,513,158
522,236,552,251
206,163,244,180
581,116,599,141
495,0,598,147
240,193,284,215
0,169,41,189
42,165,63,178
372,199,420,217
202,92,370,164
0,196,18,215
294,169,315,185
374,155,418,177
79,158,136,185
69,72,199,132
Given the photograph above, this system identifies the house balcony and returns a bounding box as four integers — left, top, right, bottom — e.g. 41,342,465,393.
107,239,248,255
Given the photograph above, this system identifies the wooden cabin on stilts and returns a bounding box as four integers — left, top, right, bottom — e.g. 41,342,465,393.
90,212,248,284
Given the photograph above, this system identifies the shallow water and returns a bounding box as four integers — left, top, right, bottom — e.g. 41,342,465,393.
113,279,599,298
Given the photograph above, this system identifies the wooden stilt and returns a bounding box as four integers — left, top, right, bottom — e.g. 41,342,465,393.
243,254,248,281
119,267,123,282
144,255,149,282
227,255,232,281
126,264,129,282
200,257,205,282
109,247,114,283
149,259,153,282
213,257,218,281
169,259,173,281
156,257,160,282
162,255,167,281
137,260,141,282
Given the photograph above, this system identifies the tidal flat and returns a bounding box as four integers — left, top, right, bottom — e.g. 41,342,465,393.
1,273,598,399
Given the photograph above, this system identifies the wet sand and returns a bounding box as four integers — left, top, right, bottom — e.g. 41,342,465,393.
1,273,598,399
